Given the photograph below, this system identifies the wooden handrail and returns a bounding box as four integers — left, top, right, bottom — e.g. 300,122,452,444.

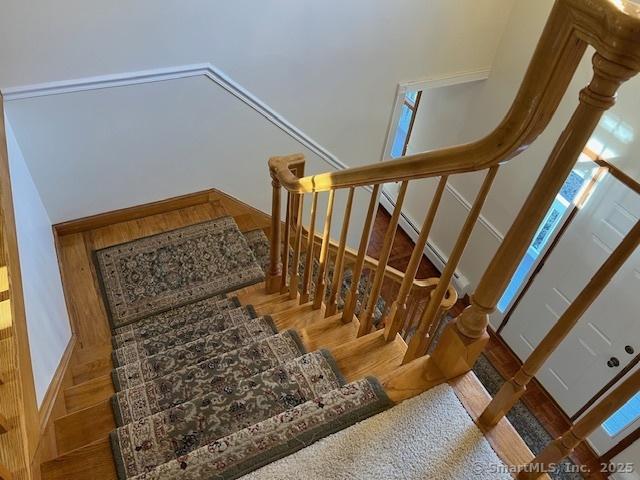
269,3,640,194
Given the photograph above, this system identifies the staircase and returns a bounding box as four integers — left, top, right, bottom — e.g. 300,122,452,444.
3,1,640,479
39,195,438,480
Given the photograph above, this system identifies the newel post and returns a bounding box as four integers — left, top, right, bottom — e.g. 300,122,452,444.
266,169,282,293
431,53,638,379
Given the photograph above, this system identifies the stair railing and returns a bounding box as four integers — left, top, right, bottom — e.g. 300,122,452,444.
268,0,640,363
268,0,640,475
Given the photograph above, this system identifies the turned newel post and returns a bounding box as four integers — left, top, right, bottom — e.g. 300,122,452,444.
431,53,638,379
266,170,283,293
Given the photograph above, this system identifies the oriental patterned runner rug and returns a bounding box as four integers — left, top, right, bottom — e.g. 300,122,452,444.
95,217,264,329
100,219,392,480
127,377,391,480
111,351,346,478
112,330,306,425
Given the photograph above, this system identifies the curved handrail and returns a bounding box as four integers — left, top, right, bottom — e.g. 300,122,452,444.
269,0,640,194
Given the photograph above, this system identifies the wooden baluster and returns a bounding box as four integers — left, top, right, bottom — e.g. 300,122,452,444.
266,174,282,293
325,188,355,317
343,184,380,323
517,367,640,480
300,193,318,304
280,192,292,293
384,176,447,341
405,167,498,363
288,194,305,299
357,181,408,336
403,291,420,338
313,190,336,309
480,219,640,427
431,54,636,379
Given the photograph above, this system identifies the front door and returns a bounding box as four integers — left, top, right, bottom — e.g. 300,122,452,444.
500,172,640,425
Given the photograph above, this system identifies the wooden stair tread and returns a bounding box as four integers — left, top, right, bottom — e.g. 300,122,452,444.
41,438,116,480
300,315,359,351
254,295,301,315
54,399,114,455
232,213,260,233
331,330,407,383
270,302,319,330
64,374,114,412
235,283,277,304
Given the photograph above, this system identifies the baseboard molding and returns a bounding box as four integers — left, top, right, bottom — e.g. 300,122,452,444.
53,189,215,235
37,334,75,441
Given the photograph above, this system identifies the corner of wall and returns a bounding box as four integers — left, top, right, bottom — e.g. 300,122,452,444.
5,114,73,407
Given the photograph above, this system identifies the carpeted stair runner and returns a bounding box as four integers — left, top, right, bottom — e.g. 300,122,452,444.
112,330,306,425
111,305,258,366
96,217,265,329
129,378,391,480
110,351,346,478
112,295,235,348
112,317,278,390
95,220,392,480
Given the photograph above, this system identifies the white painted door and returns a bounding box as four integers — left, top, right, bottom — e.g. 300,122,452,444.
501,172,640,419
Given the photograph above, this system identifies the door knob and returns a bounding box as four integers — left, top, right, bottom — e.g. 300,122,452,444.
607,357,620,368
625,345,635,355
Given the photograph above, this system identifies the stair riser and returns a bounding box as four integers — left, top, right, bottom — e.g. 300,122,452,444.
54,400,114,455
63,375,114,413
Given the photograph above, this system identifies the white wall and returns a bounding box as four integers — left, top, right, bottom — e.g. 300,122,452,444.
388,80,497,290
5,75,330,223
5,116,72,406
395,0,640,291
0,0,514,223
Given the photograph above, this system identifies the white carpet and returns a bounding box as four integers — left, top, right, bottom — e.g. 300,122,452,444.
242,384,512,480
